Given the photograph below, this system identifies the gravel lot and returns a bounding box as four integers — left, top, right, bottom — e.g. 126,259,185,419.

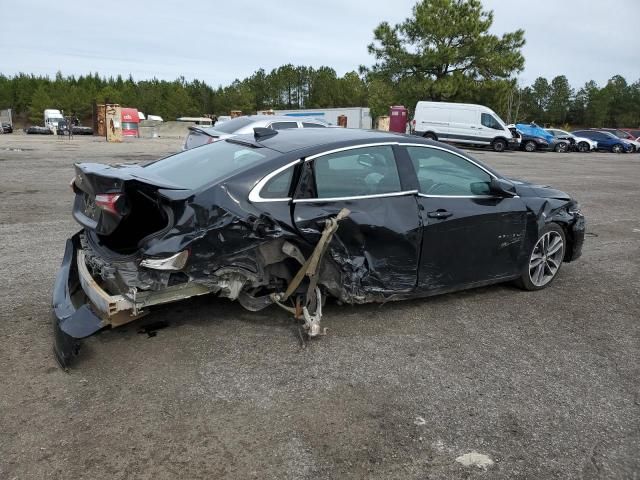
0,134,638,479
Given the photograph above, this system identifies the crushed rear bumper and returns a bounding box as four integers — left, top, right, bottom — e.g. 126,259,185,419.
51,234,104,368
52,232,213,368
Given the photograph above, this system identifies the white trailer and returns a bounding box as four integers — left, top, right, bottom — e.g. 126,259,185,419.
268,107,372,129
0,108,12,127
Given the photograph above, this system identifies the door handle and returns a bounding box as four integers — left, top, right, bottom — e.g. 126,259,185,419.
427,209,453,219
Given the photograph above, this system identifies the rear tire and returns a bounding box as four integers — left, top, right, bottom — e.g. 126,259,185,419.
492,138,507,152
612,144,623,153
554,142,568,153
515,223,566,291
524,140,537,152
423,132,437,141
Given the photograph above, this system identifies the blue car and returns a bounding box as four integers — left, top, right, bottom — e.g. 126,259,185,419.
571,130,633,153
515,123,569,152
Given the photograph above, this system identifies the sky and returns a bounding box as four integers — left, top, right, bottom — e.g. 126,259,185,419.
0,0,638,89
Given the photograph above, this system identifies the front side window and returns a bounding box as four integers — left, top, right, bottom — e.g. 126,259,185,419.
481,113,503,130
406,146,492,196
302,122,326,128
312,145,401,199
270,122,298,130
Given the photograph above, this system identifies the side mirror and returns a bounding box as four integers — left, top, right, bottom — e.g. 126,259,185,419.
490,177,517,197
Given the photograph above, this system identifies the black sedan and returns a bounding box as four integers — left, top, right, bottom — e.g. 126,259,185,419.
52,128,585,366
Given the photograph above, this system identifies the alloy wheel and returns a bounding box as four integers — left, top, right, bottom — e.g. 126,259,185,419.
612,144,622,153
555,142,568,153
529,231,564,287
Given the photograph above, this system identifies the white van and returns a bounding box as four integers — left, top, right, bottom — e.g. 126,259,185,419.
411,101,518,152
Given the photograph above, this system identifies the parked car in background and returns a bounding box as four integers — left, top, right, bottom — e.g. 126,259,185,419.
619,128,640,140
1,122,12,133
411,101,519,152
25,125,54,135
514,123,569,152
183,115,330,150
596,128,640,152
546,129,597,152
55,120,93,136
52,127,585,366
571,130,634,153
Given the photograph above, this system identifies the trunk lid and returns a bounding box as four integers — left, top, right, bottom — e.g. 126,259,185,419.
72,163,187,252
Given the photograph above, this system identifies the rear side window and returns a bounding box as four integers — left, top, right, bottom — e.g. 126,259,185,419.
302,122,326,128
270,122,298,130
312,146,401,199
144,140,276,189
261,168,294,199
407,146,491,196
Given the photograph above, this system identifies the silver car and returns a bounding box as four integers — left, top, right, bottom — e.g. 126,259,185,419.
183,115,330,150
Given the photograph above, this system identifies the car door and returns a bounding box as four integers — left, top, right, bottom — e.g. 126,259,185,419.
401,144,529,291
292,144,422,293
448,108,476,144
477,112,505,144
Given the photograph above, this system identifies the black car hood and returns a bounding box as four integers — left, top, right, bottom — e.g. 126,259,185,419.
508,178,571,200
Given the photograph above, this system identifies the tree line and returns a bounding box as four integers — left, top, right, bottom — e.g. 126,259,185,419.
0,0,638,129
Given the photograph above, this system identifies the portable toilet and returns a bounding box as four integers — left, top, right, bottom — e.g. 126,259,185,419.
389,105,408,133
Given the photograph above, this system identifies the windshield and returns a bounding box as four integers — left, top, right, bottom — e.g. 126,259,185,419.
210,116,255,134
143,140,277,189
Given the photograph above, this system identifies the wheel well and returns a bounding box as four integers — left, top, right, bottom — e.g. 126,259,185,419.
556,222,575,262
423,131,437,140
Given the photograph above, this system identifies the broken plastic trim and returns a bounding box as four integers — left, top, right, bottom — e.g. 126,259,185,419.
140,250,190,270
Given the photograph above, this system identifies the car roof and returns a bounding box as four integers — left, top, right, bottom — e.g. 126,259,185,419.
231,127,408,153
193,115,328,136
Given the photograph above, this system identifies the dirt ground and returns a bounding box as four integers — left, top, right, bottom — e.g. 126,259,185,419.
0,133,638,479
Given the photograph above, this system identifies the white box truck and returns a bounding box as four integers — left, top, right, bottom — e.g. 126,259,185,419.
268,107,372,129
411,101,518,152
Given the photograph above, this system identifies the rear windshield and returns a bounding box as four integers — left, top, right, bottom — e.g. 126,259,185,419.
143,140,276,189
210,116,255,133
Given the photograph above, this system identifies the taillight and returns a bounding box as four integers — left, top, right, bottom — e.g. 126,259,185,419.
95,193,123,215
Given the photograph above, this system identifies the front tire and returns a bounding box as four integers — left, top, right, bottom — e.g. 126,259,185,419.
577,141,590,152
492,138,507,152
524,140,537,152
516,223,566,291
612,144,623,153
